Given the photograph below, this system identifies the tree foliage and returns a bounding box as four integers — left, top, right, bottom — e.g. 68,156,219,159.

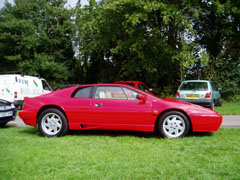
0,0,75,87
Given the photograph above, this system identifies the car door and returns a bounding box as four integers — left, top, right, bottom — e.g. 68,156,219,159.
91,86,152,125
65,86,93,126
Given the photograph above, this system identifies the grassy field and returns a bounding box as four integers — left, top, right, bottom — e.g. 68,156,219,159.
1,127,240,180
215,101,240,115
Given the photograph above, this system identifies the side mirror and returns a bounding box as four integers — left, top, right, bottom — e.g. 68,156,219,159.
137,94,146,102
218,88,222,91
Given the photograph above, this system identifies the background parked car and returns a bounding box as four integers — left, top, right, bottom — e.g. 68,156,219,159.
0,99,16,127
176,80,222,109
114,81,153,95
0,72,52,109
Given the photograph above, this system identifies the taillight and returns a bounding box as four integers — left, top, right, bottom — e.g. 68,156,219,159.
14,91,17,98
205,92,211,98
176,92,180,98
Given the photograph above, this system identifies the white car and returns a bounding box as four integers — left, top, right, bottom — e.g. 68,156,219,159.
0,73,52,109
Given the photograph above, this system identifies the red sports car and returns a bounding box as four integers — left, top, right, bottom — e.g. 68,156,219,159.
19,84,222,138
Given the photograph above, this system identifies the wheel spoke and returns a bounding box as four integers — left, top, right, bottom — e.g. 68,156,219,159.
174,129,179,135
53,126,58,133
56,122,61,128
171,117,177,122
177,126,184,132
43,121,50,127
48,127,53,132
166,118,172,125
168,128,174,135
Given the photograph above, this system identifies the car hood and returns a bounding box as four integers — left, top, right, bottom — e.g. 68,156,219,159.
163,97,192,105
0,99,11,106
161,97,218,115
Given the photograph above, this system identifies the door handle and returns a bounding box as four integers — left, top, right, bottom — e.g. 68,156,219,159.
95,103,102,107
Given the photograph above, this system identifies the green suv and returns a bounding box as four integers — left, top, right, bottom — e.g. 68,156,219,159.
176,80,222,109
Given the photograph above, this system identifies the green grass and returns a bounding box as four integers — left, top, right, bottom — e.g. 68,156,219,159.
215,101,240,115
1,127,240,180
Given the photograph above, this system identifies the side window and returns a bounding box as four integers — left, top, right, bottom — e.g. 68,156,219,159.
74,87,92,98
139,83,148,92
42,80,51,91
122,87,138,100
95,86,127,100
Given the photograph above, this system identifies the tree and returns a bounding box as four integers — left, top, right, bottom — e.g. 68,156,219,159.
192,0,240,98
75,0,198,94
0,0,75,88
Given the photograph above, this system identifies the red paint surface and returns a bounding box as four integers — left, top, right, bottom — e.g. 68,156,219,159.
19,84,222,132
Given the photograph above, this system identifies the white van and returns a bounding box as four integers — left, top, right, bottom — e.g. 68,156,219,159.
0,74,52,109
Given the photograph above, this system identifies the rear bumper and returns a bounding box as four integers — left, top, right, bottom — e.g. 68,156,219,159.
19,110,37,127
177,98,212,107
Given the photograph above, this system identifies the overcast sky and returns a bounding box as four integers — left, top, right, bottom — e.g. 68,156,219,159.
0,0,89,9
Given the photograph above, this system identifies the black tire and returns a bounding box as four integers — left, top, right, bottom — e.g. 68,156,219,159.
210,101,215,110
0,122,8,127
37,108,68,137
157,111,190,138
216,98,222,107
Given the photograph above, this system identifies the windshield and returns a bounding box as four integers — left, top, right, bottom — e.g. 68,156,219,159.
180,82,208,91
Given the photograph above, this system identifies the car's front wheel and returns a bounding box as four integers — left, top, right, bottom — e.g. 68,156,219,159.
37,108,68,137
157,111,190,138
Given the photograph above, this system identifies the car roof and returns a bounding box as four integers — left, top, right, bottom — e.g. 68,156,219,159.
182,80,211,83
80,83,136,87
115,81,143,84
0,74,46,80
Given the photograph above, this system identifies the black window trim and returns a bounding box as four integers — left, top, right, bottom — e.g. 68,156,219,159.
121,87,140,100
71,86,94,98
42,80,52,91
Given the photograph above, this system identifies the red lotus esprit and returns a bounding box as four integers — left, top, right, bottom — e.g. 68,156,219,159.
19,84,222,138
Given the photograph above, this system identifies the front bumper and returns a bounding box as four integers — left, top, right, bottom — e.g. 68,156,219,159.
0,109,17,123
190,113,222,132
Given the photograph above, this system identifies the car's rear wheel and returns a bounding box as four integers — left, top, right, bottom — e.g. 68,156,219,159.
210,101,215,110
216,98,222,107
38,108,68,137
157,111,190,138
